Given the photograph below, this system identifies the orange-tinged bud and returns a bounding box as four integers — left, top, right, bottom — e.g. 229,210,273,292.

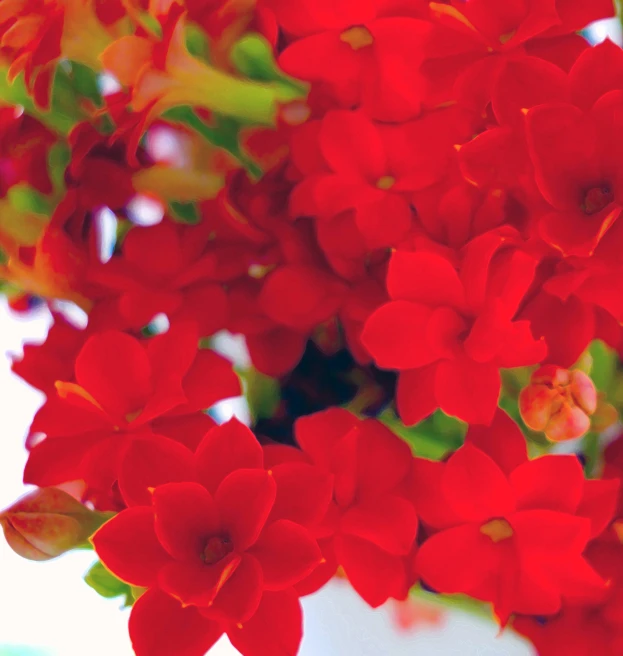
519,365,597,442
0,488,111,561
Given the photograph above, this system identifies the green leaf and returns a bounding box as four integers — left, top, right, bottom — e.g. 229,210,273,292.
7,185,51,215
244,368,281,421
381,410,465,461
84,560,134,606
169,201,200,225
164,106,264,179
589,340,616,391
68,62,103,106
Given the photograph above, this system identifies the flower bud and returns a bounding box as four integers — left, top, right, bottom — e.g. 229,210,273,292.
0,487,111,561
519,365,597,442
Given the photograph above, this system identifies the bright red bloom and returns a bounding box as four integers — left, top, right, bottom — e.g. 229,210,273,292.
93,419,329,656
514,529,623,656
413,410,618,624
280,408,418,607
269,0,431,121
87,219,229,335
0,106,55,196
362,231,546,425
422,0,612,110
24,322,240,508
289,110,454,249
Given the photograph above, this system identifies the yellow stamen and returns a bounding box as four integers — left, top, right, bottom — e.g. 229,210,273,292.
340,26,374,50
480,518,513,543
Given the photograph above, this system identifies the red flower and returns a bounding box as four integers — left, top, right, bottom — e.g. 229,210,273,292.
93,419,329,656
413,410,618,624
362,232,546,425
283,408,418,607
24,322,240,508
0,106,55,196
525,91,623,257
514,529,623,656
269,0,431,121
87,219,229,335
290,110,451,249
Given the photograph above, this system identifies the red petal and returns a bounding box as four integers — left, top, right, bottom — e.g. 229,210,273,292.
268,462,333,526
396,364,439,426
129,589,222,656
228,590,302,656
512,509,591,555
215,470,276,551
443,443,515,522
246,328,307,377
153,483,220,561
250,520,321,590
465,409,528,476
74,331,152,420
294,408,359,468
178,349,241,413
319,110,387,181
416,524,502,596
119,435,194,507
361,301,437,369
569,39,623,110
510,456,585,515
576,478,620,538
92,507,170,587
334,534,408,608
158,554,241,607
340,495,418,556
434,356,500,425
203,554,263,624
146,321,198,381
354,419,413,497
387,251,465,309
195,419,264,494
410,458,462,529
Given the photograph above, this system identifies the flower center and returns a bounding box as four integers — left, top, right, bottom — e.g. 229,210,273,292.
377,176,395,190
202,535,233,565
480,518,513,543
581,185,614,215
340,26,374,50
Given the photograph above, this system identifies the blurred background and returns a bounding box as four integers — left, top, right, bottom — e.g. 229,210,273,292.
1,15,620,656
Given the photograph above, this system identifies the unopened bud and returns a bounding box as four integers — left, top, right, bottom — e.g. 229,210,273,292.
519,365,597,442
0,488,111,561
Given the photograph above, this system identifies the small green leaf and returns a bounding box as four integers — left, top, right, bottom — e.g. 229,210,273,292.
7,185,51,214
589,340,616,391
244,368,281,421
169,201,200,224
85,560,134,606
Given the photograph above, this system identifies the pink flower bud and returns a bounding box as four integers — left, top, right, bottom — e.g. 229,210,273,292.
0,488,111,561
519,366,597,442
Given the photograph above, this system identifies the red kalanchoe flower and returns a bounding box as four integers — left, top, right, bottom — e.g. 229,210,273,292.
413,410,618,625
93,419,330,656
280,408,419,607
24,322,240,507
362,232,547,425
269,0,431,121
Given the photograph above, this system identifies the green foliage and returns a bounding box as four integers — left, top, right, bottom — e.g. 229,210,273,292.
84,560,135,607
383,410,466,461
169,201,201,225
164,106,264,179
7,185,51,215
244,369,281,422
589,340,617,391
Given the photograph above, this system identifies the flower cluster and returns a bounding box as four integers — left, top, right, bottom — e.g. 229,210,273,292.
2,1,623,655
